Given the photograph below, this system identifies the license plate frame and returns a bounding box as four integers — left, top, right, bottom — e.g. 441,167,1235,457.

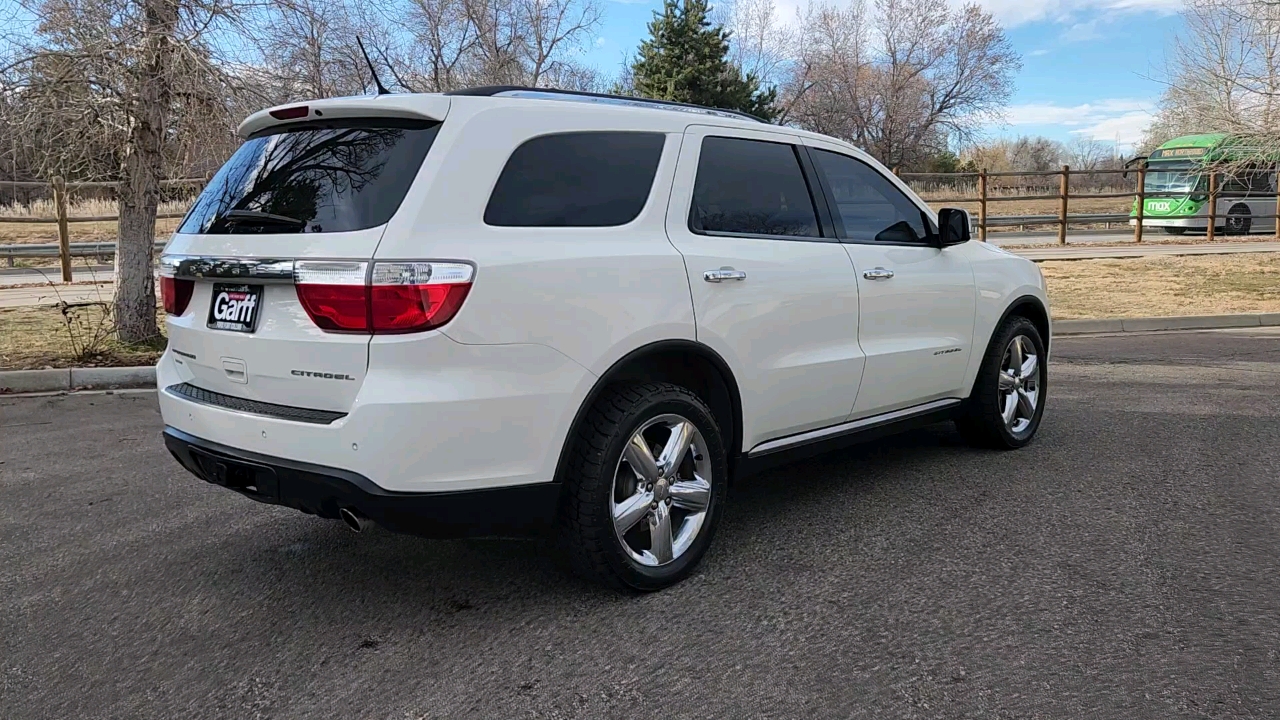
207,283,264,333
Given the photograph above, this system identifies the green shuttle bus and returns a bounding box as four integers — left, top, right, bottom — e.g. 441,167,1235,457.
1131,133,1278,235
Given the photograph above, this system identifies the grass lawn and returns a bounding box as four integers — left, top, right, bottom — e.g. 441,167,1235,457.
1041,253,1280,319
2,253,1280,370
0,302,165,371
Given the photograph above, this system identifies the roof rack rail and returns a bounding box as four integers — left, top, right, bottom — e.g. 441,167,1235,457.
444,86,767,124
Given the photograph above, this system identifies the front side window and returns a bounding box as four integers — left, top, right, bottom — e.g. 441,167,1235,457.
810,149,933,243
689,136,821,238
484,132,666,227
180,119,440,235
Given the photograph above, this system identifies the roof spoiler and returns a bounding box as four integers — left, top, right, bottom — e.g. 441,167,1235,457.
237,95,450,139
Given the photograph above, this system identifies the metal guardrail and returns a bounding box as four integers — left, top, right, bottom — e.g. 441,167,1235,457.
0,240,166,261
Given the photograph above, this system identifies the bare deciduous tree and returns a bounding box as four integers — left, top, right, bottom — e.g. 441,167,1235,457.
755,0,1019,169
1144,0,1280,163
1,0,249,342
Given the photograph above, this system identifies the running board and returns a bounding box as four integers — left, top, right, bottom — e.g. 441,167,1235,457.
736,399,963,477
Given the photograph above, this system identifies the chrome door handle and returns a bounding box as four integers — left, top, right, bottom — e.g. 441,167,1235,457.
862,267,894,280
704,267,747,283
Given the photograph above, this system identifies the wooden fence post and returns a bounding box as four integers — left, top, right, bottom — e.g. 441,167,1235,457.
1134,164,1146,244
53,176,71,282
1058,165,1070,245
1206,172,1217,243
978,169,988,242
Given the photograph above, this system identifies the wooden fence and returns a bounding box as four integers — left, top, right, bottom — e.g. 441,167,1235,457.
0,177,203,281
897,165,1280,245
6,165,1280,283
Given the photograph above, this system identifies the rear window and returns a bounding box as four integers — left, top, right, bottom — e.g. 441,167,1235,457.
179,119,440,235
484,132,666,227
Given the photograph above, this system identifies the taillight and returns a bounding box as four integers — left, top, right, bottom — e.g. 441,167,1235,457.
295,261,370,331
294,261,473,334
160,275,194,316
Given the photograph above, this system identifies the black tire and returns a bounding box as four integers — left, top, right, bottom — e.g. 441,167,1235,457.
955,316,1047,449
1163,226,1187,235
559,381,728,591
1225,204,1252,235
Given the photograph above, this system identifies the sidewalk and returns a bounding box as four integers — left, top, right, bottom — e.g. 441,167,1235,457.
4,241,1280,308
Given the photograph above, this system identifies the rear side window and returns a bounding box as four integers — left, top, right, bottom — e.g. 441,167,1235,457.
484,132,666,227
689,136,820,238
810,149,934,243
179,119,440,235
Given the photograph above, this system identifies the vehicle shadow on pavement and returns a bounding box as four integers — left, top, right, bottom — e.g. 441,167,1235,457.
174,422,979,616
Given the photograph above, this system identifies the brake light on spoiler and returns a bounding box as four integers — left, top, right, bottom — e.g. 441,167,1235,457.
294,261,473,334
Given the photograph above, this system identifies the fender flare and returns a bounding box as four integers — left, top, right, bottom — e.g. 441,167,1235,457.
550,339,744,487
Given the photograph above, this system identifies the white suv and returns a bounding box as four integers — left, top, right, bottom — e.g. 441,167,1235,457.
158,87,1050,590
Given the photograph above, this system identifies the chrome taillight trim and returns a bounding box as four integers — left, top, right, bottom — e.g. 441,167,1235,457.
160,255,296,283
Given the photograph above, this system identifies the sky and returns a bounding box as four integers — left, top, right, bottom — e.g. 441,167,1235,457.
578,0,1188,152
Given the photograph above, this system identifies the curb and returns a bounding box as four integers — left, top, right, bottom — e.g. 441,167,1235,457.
1055,312,1280,336
0,366,156,394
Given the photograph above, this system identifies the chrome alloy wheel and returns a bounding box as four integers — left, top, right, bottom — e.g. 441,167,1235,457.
611,414,713,567
998,334,1041,436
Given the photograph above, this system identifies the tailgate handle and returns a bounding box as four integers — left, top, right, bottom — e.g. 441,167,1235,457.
221,358,248,384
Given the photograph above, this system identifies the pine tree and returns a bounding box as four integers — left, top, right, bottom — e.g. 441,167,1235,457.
628,0,778,122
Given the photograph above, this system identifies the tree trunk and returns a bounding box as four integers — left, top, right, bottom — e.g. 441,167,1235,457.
114,0,178,344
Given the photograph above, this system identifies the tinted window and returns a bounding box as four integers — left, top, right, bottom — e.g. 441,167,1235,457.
1222,170,1275,193
690,137,820,238
484,132,665,227
811,149,934,243
180,120,440,235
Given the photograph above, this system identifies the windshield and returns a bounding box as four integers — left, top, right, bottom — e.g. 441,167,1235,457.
1144,161,1202,195
179,119,440,235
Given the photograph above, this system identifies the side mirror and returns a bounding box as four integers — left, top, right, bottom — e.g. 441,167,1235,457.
936,208,971,247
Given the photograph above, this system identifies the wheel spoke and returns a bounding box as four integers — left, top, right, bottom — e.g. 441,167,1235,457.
623,432,660,483
1020,352,1038,380
1017,388,1036,418
1001,391,1018,424
998,371,1018,391
670,474,711,513
613,489,654,535
648,501,674,564
1007,336,1024,371
656,420,695,479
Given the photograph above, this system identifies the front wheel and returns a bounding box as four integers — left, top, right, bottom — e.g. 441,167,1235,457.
956,316,1047,449
1163,226,1187,235
560,382,728,591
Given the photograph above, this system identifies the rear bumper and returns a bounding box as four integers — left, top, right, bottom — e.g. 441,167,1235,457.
164,427,562,538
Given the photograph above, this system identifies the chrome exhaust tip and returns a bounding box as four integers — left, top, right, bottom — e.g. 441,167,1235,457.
339,507,368,533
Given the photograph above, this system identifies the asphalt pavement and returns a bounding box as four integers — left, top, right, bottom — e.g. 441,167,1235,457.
4,329,1280,718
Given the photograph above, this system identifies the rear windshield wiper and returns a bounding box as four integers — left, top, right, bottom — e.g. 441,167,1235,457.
213,209,308,231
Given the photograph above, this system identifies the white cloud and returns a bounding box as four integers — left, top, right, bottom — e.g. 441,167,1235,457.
967,0,1182,27
595,36,608,47
1027,49,1051,56
1004,98,1156,145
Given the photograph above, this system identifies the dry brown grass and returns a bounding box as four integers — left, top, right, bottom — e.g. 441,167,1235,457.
0,301,165,371
0,198,188,244
1042,253,1280,319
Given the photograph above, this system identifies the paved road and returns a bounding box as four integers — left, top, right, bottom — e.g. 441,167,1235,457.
4,329,1280,718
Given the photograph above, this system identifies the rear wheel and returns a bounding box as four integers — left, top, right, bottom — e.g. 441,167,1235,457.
1163,226,1187,235
1225,204,1252,235
560,382,728,591
956,316,1046,449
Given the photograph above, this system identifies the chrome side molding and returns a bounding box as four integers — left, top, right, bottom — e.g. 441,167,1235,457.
747,398,962,457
